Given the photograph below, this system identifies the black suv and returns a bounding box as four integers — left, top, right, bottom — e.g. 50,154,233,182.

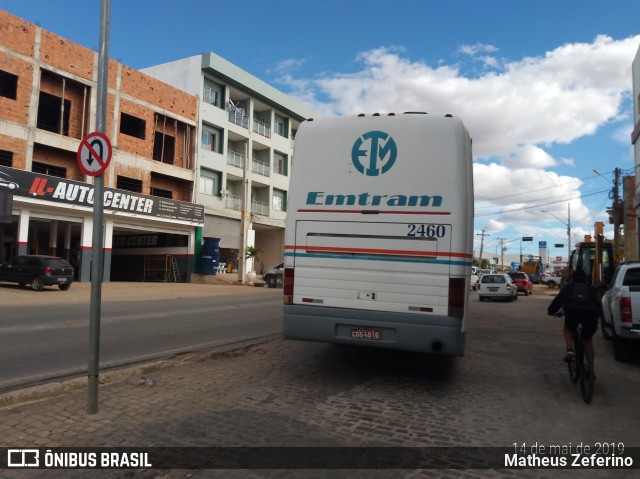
0,255,74,291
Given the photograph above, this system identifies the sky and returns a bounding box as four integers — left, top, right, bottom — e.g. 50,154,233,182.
2,0,640,266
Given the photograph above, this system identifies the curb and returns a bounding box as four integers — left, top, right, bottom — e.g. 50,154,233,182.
0,334,280,410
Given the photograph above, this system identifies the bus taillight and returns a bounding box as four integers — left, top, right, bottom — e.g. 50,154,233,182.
448,277,465,319
283,267,294,304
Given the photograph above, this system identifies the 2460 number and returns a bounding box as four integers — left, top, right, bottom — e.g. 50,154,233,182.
407,224,446,238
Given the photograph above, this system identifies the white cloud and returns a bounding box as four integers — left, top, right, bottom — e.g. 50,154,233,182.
458,43,501,71
503,145,557,169
473,162,585,227
278,35,640,243
268,58,306,75
282,35,640,160
458,43,499,56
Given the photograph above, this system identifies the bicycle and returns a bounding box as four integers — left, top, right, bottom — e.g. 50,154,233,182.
553,311,595,403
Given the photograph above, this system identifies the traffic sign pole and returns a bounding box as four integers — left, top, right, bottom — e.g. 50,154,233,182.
87,0,110,415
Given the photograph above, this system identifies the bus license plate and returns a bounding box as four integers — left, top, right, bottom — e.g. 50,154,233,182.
350,328,381,340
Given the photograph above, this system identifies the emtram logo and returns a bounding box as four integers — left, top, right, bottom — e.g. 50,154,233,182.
351,130,397,176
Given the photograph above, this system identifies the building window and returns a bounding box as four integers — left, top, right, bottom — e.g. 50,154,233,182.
199,168,221,197
0,70,18,100
201,125,223,153
37,92,70,135
0,149,13,167
203,79,224,108
153,131,175,164
273,189,287,212
150,187,173,199
120,112,146,139
32,161,66,178
274,114,288,138
274,151,288,176
117,175,142,193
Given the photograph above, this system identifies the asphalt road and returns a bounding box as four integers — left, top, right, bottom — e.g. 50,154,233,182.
0,284,283,392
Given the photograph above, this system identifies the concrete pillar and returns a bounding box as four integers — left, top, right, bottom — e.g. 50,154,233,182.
64,223,72,261
103,219,113,282
79,215,93,282
49,220,58,256
17,210,29,256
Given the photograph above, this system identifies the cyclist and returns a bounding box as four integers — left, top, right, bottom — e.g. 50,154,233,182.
547,269,598,367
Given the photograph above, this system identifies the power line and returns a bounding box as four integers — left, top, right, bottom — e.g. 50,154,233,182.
475,188,610,218
474,186,610,211
480,167,633,203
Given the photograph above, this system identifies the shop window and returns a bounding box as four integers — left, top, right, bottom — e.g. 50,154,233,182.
0,149,13,167
32,161,66,178
120,112,146,139
0,70,18,100
150,187,173,199
37,91,70,135
117,175,142,193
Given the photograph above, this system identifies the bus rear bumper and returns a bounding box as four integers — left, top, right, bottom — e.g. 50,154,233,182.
283,304,466,356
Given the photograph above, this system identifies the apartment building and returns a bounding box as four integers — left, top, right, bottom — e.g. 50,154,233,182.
0,10,204,282
631,46,640,260
141,52,317,274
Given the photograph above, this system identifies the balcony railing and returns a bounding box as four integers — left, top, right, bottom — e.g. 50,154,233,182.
227,150,244,168
252,159,270,177
253,118,271,138
225,195,269,216
229,109,249,129
251,200,269,216
225,195,242,211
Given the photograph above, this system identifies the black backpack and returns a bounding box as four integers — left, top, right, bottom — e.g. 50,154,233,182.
567,283,593,312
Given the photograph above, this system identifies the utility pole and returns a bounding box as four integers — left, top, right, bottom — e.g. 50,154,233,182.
496,237,506,271
238,142,249,284
613,167,621,263
476,230,489,268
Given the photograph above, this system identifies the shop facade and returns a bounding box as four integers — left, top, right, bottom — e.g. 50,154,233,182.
1,165,203,282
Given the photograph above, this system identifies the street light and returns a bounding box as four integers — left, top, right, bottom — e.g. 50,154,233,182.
541,203,571,266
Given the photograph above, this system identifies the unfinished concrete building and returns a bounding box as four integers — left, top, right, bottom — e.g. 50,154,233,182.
0,10,203,282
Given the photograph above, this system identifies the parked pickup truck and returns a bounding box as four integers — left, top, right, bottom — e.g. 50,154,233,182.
541,273,562,288
601,262,640,362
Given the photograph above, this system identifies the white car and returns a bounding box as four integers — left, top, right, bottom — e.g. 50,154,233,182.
541,273,562,288
470,273,479,290
475,268,497,290
600,263,640,362
478,273,518,302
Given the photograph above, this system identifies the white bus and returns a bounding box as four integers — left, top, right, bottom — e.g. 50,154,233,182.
282,113,473,356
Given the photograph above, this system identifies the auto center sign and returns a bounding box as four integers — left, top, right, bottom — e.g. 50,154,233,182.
0,165,204,224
